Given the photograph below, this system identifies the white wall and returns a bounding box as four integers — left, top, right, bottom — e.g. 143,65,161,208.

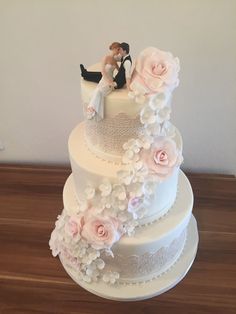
0,0,236,174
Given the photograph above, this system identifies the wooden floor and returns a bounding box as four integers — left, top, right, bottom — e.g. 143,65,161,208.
0,164,236,314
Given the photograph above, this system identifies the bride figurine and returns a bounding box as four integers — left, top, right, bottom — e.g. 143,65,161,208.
86,42,121,120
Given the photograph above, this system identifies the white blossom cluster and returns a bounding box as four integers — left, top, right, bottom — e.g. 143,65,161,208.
49,85,177,285
49,212,107,283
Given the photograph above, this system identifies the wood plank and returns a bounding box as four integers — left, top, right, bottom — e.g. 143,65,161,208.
1,278,236,314
193,198,236,233
0,164,236,313
187,172,236,201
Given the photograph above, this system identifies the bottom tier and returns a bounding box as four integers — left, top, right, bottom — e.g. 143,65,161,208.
60,215,198,301
52,171,197,299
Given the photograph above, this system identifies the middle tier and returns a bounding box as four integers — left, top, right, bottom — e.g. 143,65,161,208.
68,122,183,225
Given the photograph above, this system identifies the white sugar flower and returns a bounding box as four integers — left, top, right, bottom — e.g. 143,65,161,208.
123,138,142,154
64,229,81,245
49,229,60,257
99,196,112,210
122,139,141,164
127,196,150,220
142,181,156,196
128,196,150,219
149,92,170,110
112,184,127,201
87,247,100,261
54,213,66,229
82,274,92,283
89,261,98,270
118,210,133,222
161,120,176,138
128,90,147,105
72,240,88,259
112,198,128,211
117,169,134,185
76,199,89,212
128,182,144,198
78,239,89,250
85,185,95,200
101,208,116,219
86,262,100,281
99,180,112,197
92,271,100,282
129,80,149,105
135,165,149,183
81,254,94,265
133,160,143,171
85,268,95,277
145,122,161,137
127,197,143,218
66,204,80,216
156,106,171,123
124,220,139,236
138,133,154,150
76,246,87,258
104,248,114,258
122,149,135,164
102,271,120,284
119,200,128,211
111,184,128,210
140,106,156,125
135,206,148,219
122,147,140,164
85,267,99,281
95,258,105,270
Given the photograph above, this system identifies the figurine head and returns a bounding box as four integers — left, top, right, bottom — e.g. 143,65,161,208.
119,42,130,56
109,42,121,56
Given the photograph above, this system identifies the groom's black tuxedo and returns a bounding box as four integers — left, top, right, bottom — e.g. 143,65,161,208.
114,55,132,88
81,55,132,89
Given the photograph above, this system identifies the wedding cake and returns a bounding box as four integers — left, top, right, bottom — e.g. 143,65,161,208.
49,47,198,300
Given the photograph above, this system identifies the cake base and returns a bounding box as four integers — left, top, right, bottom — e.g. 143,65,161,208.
59,215,198,301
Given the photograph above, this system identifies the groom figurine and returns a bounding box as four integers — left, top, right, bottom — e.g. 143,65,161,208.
80,42,132,90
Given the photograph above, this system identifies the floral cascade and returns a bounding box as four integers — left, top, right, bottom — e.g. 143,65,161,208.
49,47,183,284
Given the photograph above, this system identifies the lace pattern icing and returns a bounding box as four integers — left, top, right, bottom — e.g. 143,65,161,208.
85,113,143,155
102,229,186,282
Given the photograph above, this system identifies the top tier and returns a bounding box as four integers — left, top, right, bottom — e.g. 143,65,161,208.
81,47,180,162
81,64,145,162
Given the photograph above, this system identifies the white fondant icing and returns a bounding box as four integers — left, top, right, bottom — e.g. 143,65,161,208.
103,230,187,283
61,171,193,284
68,122,182,224
59,215,198,300
85,113,142,160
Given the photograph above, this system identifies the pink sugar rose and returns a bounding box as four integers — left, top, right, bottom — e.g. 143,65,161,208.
81,214,121,250
131,47,180,95
142,137,183,180
65,215,84,238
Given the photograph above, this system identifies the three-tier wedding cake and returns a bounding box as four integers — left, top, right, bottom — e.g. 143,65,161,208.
49,47,198,301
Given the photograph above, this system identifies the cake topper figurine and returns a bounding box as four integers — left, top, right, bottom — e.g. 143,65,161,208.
80,42,132,120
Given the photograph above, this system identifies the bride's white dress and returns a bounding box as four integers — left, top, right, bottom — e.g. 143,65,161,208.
87,64,115,121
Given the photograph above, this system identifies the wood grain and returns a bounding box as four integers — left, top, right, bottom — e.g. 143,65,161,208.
0,164,235,314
